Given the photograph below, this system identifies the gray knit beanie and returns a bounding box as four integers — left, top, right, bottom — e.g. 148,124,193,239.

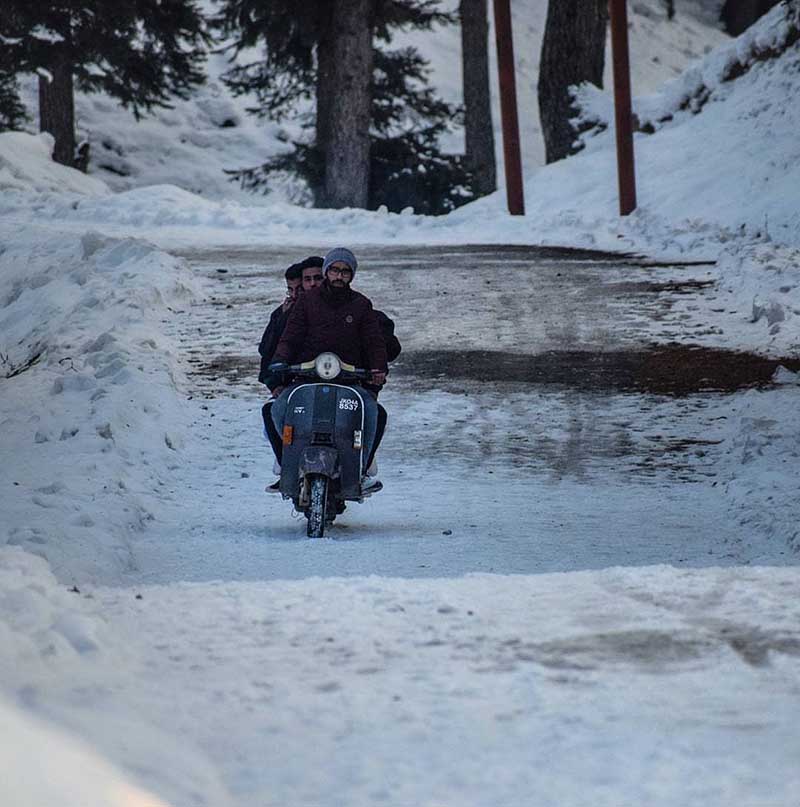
322,247,358,276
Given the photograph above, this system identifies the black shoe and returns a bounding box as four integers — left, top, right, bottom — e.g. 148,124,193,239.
265,479,281,493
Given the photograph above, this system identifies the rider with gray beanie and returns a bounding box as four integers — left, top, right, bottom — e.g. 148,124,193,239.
267,247,389,489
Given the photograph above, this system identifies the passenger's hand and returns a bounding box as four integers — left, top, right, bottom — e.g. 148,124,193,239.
370,370,387,386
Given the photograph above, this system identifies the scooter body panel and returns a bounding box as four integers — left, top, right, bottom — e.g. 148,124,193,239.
280,383,366,501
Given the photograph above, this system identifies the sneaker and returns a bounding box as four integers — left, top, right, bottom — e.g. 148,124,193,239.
361,477,383,495
265,479,281,493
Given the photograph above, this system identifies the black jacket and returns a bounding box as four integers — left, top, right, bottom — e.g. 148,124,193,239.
260,295,401,390
375,310,401,363
258,303,290,384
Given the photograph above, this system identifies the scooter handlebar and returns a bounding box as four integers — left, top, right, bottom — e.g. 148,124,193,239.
288,364,369,380
273,354,372,383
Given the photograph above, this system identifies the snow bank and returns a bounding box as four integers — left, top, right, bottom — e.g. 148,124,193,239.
0,694,172,807
0,226,197,583
0,549,157,805
717,243,800,354
0,548,231,807
0,131,109,195
0,548,108,684
721,385,800,552
0,225,236,805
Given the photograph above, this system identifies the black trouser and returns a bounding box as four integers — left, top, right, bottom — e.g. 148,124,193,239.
367,403,387,471
262,401,283,463
263,399,387,471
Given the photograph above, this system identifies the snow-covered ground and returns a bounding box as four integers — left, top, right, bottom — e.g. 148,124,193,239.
2,3,800,805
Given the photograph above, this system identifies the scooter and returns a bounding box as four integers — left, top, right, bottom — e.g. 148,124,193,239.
273,352,381,537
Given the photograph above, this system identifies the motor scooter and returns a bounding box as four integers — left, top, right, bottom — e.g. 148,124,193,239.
273,352,381,537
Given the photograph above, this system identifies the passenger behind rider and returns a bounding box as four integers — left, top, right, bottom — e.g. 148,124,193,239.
300,259,324,293
268,247,388,490
258,257,322,467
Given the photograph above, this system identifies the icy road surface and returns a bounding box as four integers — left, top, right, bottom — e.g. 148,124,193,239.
134,244,793,581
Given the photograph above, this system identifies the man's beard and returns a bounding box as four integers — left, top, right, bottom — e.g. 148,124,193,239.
327,279,350,297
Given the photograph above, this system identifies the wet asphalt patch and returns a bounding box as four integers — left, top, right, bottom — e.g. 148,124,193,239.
186,344,798,397
171,245,798,485
392,345,800,396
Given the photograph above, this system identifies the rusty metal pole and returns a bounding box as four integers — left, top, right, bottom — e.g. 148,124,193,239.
609,0,637,215
493,0,525,215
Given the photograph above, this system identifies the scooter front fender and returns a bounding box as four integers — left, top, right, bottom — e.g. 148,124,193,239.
299,446,340,479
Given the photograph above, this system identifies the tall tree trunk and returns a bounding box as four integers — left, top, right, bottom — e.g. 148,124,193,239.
460,0,496,196
38,54,76,167
538,0,607,164
721,0,780,35
314,5,336,206
323,0,373,208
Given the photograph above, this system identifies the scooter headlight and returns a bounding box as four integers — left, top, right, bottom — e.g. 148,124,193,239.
314,352,341,380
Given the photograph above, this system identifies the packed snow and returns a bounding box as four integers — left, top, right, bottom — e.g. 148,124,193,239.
2,2,800,805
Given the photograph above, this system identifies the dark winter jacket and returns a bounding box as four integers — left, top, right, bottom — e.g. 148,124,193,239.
257,303,291,384
272,282,388,386
375,310,401,363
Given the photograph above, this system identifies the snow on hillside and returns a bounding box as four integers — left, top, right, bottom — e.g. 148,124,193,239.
403,0,730,171
11,0,728,202
0,130,107,195
0,3,792,249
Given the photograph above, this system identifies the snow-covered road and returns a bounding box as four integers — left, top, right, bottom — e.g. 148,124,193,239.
6,243,799,807
128,245,793,583
85,567,800,807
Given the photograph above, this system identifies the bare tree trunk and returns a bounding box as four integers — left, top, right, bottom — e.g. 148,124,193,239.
323,0,373,208
314,5,336,206
721,0,780,35
38,54,76,167
460,0,496,196
538,0,607,164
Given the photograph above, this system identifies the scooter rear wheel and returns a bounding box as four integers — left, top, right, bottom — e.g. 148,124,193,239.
307,474,328,538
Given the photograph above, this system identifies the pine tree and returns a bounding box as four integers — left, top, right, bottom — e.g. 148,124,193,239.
0,1,209,167
369,47,471,213
214,0,472,213
0,69,27,132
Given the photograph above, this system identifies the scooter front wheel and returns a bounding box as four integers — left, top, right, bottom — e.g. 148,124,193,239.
306,474,328,538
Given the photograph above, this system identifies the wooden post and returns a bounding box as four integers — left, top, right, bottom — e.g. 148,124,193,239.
608,0,637,215
493,0,525,215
